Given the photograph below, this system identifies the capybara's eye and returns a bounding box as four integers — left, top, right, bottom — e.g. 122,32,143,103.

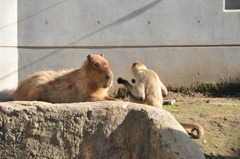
93,63,99,68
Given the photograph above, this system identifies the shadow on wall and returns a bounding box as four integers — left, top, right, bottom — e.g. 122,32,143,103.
0,0,161,83
68,0,161,45
0,0,67,30
0,89,13,102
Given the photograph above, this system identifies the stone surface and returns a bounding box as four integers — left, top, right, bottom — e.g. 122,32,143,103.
0,101,205,159
0,0,18,91
17,0,240,46
0,48,18,90
0,0,17,46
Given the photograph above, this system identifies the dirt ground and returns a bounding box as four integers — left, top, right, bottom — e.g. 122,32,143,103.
163,92,240,159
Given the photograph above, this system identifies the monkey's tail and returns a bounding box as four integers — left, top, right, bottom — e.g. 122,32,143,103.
180,122,204,139
0,89,14,102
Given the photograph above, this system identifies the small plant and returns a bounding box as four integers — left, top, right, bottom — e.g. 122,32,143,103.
116,87,129,101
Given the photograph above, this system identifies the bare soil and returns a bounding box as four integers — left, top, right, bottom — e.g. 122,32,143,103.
164,92,240,159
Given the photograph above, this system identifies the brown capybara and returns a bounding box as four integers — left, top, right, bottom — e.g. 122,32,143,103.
13,54,114,103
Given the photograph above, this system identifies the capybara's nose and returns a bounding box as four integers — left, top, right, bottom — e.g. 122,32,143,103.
105,75,111,80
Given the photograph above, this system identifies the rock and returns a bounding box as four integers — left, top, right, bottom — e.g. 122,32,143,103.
0,101,205,159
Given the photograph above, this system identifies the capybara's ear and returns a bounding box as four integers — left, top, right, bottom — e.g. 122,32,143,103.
100,53,104,57
87,54,92,62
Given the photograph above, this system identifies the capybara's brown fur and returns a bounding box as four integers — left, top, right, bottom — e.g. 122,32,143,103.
13,54,114,103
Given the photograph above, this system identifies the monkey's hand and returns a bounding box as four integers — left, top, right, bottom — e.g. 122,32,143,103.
117,77,128,84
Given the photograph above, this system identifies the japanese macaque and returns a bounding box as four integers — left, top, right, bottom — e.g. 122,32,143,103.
118,61,204,139
118,61,167,109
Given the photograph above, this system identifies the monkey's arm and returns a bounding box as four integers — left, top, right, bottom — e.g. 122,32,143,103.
117,77,145,101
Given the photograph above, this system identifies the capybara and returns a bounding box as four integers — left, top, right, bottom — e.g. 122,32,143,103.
13,54,114,103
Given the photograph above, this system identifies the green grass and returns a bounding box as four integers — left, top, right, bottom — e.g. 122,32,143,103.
195,129,240,157
164,101,240,118
164,99,240,158
163,103,180,111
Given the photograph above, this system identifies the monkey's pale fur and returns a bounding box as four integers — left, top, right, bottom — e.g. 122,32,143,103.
180,122,204,139
13,54,113,103
118,61,204,139
118,61,167,109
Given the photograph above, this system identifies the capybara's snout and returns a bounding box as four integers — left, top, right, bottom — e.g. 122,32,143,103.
105,74,111,80
103,72,113,88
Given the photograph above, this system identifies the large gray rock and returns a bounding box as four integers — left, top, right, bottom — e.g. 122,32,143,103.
0,101,205,159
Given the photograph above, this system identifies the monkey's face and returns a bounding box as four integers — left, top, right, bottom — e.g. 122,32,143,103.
87,54,113,89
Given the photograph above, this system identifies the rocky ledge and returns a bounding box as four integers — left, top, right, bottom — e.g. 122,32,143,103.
0,101,205,159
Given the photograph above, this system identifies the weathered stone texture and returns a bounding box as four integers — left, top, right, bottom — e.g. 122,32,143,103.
0,101,205,159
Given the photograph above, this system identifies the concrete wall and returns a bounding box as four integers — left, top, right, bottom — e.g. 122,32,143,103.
18,47,240,89
1,0,240,90
0,0,18,90
17,0,240,46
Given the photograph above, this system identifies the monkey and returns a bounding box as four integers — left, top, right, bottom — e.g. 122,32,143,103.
117,61,204,139
117,61,168,109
